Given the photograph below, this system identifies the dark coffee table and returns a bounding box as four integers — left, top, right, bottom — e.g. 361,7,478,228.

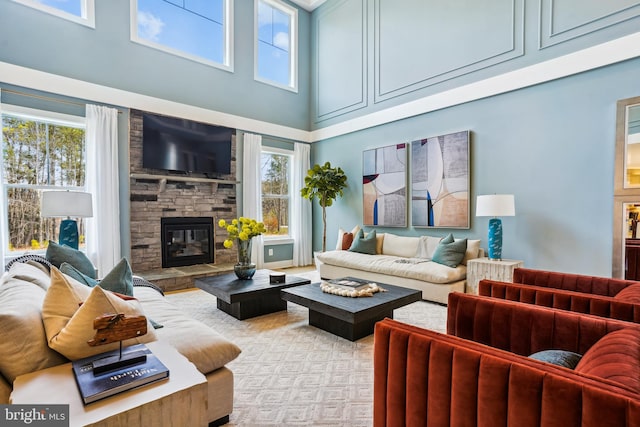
280,279,421,341
195,270,310,320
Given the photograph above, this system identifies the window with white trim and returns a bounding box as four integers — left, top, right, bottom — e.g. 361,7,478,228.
131,0,233,71
261,149,291,237
12,0,95,27
1,105,87,255
255,0,298,91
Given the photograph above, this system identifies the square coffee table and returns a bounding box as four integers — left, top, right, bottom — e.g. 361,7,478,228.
280,279,421,341
195,270,310,320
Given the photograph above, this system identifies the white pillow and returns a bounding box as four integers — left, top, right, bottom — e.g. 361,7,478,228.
335,225,361,250
461,239,481,265
43,268,156,360
415,236,443,259
382,233,420,258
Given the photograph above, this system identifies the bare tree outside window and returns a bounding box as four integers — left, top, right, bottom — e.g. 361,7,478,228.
261,152,290,236
2,113,86,253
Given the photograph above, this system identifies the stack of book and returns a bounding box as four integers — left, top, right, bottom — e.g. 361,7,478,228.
72,344,169,405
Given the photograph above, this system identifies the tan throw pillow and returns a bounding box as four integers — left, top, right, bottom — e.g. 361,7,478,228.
43,269,156,360
42,268,92,341
0,275,67,383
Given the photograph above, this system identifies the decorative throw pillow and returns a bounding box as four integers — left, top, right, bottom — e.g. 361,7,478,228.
335,225,361,250
348,229,377,255
431,234,467,268
46,241,96,279
341,233,355,250
43,269,156,360
415,236,443,259
42,268,93,340
61,258,134,296
614,284,640,303
529,349,582,369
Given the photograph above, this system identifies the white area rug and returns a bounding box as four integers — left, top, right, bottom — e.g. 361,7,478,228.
166,271,447,426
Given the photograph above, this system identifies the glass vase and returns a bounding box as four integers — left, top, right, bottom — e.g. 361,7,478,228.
234,238,256,280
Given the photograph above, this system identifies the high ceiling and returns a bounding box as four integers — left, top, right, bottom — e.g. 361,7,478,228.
289,0,327,11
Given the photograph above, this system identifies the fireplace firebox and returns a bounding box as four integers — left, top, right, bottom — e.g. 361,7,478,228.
161,217,214,268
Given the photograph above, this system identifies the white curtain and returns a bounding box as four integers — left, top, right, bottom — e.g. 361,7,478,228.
242,132,264,268
292,143,312,266
0,92,5,266
85,104,120,275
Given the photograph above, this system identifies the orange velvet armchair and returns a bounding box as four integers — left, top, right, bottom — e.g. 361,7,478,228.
374,292,640,427
479,267,640,322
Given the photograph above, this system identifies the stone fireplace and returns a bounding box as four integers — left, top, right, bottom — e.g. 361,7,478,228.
128,109,238,276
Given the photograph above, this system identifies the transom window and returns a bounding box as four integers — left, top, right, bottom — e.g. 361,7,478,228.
12,0,95,27
261,150,291,237
255,0,298,91
1,105,87,255
131,0,233,71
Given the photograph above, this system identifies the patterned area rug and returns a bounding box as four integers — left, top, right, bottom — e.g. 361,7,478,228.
166,271,447,426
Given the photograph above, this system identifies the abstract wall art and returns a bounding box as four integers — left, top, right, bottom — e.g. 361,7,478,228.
363,144,407,227
411,130,470,228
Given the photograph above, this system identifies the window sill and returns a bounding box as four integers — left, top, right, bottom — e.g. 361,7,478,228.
263,237,294,245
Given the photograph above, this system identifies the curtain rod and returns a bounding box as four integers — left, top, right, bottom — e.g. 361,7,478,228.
1,88,122,113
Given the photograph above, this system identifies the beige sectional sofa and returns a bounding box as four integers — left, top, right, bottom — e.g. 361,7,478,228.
316,231,482,305
0,261,240,426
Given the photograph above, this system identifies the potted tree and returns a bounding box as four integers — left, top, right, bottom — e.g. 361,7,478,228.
301,162,348,252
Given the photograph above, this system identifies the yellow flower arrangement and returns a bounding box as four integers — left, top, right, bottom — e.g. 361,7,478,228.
218,217,266,249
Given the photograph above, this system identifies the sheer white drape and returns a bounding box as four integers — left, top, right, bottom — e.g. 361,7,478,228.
242,132,264,268
292,143,312,266
85,104,120,275
0,92,5,265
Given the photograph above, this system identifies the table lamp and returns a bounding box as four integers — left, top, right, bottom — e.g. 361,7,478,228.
41,190,93,249
476,194,515,261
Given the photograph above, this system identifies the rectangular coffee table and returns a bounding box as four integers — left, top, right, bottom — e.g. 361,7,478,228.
195,270,311,320
280,279,421,341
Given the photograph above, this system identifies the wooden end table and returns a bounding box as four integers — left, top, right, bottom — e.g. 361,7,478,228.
195,270,310,320
280,279,421,341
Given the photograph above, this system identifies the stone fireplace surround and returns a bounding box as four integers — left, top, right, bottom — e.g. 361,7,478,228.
128,109,238,291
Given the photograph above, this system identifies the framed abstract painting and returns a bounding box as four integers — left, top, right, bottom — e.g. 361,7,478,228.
411,130,470,228
363,144,407,227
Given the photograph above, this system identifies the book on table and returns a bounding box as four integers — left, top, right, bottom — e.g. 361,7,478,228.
326,277,377,291
72,343,170,405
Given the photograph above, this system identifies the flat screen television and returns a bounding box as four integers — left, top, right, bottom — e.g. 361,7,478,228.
142,112,233,176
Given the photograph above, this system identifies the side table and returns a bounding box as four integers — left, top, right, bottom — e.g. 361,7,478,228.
466,257,524,295
11,341,208,427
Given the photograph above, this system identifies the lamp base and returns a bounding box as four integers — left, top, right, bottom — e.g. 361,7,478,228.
59,219,79,249
487,218,503,261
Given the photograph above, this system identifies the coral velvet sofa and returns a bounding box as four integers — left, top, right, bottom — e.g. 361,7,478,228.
374,292,640,426
0,261,240,426
316,231,482,305
479,267,640,322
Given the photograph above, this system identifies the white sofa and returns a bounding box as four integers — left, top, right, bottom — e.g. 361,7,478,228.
0,261,240,426
316,231,482,305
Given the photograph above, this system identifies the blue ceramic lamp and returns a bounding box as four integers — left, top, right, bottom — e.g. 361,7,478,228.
41,191,93,249
476,194,515,261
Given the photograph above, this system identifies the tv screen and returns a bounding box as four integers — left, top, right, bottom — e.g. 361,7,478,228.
142,112,233,175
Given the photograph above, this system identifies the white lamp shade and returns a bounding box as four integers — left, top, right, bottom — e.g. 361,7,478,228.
41,191,93,218
476,194,515,217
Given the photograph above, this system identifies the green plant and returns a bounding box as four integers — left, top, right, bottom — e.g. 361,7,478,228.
301,162,348,252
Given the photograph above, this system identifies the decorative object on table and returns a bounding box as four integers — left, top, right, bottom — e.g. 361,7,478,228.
219,217,266,279
301,162,348,252
41,190,93,250
411,130,470,228
320,277,386,297
269,273,286,284
71,312,169,404
476,194,515,260
362,144,407,227
72,343,169,405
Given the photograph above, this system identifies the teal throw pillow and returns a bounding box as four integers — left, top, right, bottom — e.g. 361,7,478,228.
431,234,467,268
61,258,134,297
46,241,96,279
348,229,377,255
529,350,582,369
